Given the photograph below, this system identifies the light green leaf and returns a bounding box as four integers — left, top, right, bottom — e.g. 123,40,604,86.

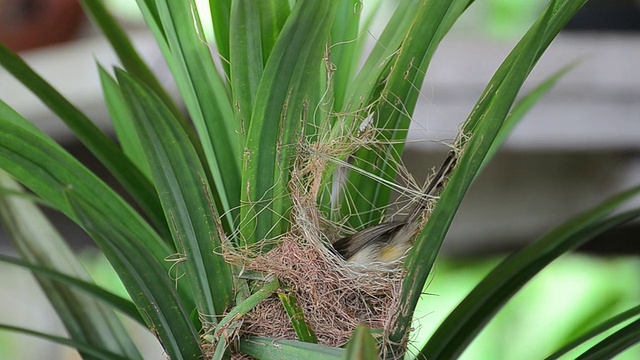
239,336,344,359
343,325,380,360
278,292,318,343
0,45,167,234
99,65,152,179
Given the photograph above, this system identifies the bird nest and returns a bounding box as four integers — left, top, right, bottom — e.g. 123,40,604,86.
221,137,410,358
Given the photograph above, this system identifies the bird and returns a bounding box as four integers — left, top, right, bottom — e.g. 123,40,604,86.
332,152,456,265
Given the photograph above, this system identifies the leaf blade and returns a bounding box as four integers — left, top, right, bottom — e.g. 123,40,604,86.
117,70,234,320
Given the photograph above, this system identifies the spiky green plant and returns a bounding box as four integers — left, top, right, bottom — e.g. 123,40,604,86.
0,0,638,359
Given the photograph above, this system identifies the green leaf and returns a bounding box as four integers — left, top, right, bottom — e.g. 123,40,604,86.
330,0,361,112
421,187,640,360
482,61,577,167
229,0,290,152
278,292,318,343
240,0,340,245
117,70,234,321
213,277,279,338
391,0,587,346
337,0,473,228
209,0,232,78
343,325,380,360
0,171,142,359
98,65,152,179
239,336,344,359
547,305,640,360
320,0,425,210
0,45,167,234
0,324,128,360
155,0,241,232
67,191,204,359
575,318,640,360
78,0,182,120
0,118,173,262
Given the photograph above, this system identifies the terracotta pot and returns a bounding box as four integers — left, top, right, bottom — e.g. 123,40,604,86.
0,0,84,52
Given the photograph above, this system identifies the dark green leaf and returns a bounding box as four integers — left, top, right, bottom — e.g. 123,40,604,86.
240,0,340,245
0,45,167,234
547,305,640,360
391,0,588,346
421,188,640,360
0,254,143,325
78,0,183,120
330,0,361,112
98,65,152,179
210,0,232,78
338,0,472,229
482,62,577,168
576,318,640,360
117,70,234,320
0,118,173,263
230,0,290,149
0,172,142,359
67,191,204,359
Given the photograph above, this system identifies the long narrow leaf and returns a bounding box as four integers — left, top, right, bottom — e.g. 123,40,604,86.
421,187,640,360
99,65,152,179
78,0,183,121
0,171,142,359
209,0,232,78
240,0,340,245
117,70,234,321
482,62,577,167
330,0,361,112
0,119,173,262
67,191,204,359
156,0,240,234
340,0,473,229
547,305,640,360
0,324,128,360
391,0,586,346
575,318,640,360
239,336,344,359
229,0,290,153
0,45,167,233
